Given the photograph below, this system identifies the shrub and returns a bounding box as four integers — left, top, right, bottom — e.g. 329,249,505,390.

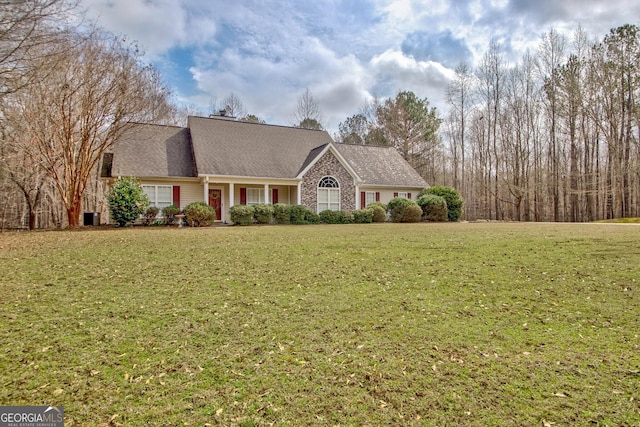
352,208,374,224
142,206,160,225
319,210,353,224
184,202,216,227
273,204,291,224
230,205,255,225
387,197,420,223
253,204,274,224
290,205,311,224
417,194,448,222
420,186,464,221
367,201,387,211
369,205,387,222
107,177,149,227
401,204,424,222
162,205,181,225
304,210,320,224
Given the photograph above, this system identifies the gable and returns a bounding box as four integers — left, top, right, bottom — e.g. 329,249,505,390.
300,149,357,211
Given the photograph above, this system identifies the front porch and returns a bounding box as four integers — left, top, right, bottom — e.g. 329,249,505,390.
201,177,301,223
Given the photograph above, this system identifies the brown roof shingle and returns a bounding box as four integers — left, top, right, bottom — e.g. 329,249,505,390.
188,116,332,178
110,124,196,178
107,116,428,189
334,143,428,188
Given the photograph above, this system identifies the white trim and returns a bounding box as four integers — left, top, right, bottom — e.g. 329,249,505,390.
198,174,299,186
208,186,225,222
317,175,341,212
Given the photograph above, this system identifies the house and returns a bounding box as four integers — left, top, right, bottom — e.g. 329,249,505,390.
101,115,428,223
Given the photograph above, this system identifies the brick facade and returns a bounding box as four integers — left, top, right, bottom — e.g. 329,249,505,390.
301,150,355,212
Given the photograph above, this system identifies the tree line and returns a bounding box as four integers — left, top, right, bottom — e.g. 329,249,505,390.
337,24,640,222
444,24,640,222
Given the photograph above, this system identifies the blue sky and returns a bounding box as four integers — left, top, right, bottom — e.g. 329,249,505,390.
81,0,640,132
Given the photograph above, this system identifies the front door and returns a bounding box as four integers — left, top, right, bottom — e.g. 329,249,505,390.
208,189,222,221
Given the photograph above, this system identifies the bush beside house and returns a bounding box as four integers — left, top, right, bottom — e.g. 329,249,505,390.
162,205,181,225
107,177,149,227
366,202,387,222
418,194,448,222
387,197,422,223
253,204,274,224
230,205,255,225
420,186,464,221
142,206,160,225
184,202,216,227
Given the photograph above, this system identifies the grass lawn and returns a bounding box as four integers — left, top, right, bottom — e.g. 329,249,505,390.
0,223,639,426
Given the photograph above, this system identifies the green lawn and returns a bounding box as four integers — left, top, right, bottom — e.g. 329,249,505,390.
0,223,638,426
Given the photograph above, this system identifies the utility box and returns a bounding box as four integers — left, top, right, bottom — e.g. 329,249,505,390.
83,212,100,226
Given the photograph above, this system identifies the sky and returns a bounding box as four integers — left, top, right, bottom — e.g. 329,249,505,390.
80,0,640,132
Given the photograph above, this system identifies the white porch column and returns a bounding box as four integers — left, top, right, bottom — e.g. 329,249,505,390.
229,182,235,208
297,182,302,205
203,178,209,203
264,184,270,204
355,185,360,209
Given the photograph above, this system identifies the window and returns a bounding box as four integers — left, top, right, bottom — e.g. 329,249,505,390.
247,188,263,205
396,192,409,199
318,176,340,212
142,185,172,214
365,191,377,206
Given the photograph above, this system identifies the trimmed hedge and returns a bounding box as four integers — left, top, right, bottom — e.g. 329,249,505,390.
162,205,181,225
369,205,386,222
420,186,464,221
289,205,309,224
319,210,354,224
230,205,255,225
401,204,424,223
388,197,422,223
352,208,374,224
142,206,160,225
418,194,448,222
273,204,291,224
253,204,274,224
184,202,216,227
305,210,320,224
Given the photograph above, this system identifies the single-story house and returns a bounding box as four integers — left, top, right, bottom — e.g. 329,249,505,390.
101,115,429,223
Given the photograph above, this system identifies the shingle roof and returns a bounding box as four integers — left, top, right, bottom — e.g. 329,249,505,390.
334,143,428,188
188,116,332,178
107,116,428,189
109,124,196,178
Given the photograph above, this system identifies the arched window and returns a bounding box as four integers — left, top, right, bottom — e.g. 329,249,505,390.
318,176,340,211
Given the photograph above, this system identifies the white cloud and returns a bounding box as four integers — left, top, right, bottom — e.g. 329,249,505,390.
80,0,640,132
370,49,454,107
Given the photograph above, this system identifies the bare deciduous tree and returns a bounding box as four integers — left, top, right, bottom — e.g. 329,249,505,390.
0,0,78,98
220,92,246,118
294,88,324,130
4,30,174,227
